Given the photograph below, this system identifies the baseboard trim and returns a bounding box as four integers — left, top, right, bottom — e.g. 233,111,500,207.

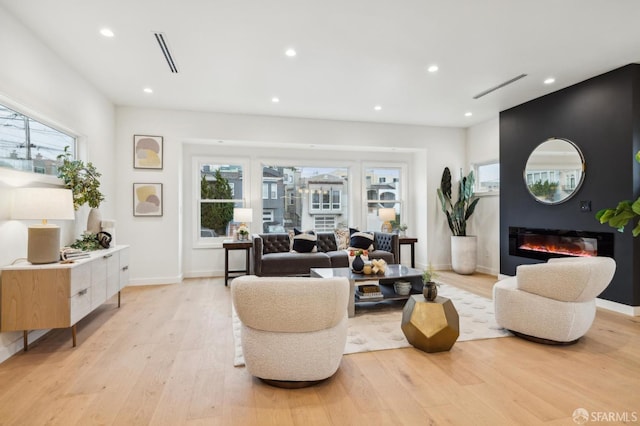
183,270,224,279
596,298,639,316
0,329,48,364
127,274,184,286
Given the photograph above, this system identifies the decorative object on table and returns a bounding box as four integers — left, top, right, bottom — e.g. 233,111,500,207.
133,183,163,216
596,149,640,237
370,258,387,274
233,208,253,241
393,280,412,296
350,249,366,273
100,220,116,247
378,208,395,233
11,188,75,264
56,145,105,231
237,225,250,241
133,135,163,169
96,231,112,248
397,223,408,237
70,232,104,251
86,207,102,234
401,295,460,353
437,167,480,274
422,263,439,301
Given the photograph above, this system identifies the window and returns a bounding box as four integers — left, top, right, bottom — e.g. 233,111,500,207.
365,167,402,231
475,161,500,193
262,165,348,233
198,163,244,240
314,215,336,231
0,103,76,175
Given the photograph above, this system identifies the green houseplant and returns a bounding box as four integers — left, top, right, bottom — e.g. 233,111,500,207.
437,167,480,236
437,167,480,274
57,146,104,210
596,150,640,237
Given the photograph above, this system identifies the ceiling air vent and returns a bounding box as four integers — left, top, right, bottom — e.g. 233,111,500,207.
473,74,527,99
154,32,178,73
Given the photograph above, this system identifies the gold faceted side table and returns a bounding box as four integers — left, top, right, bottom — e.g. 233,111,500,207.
401,295,459,353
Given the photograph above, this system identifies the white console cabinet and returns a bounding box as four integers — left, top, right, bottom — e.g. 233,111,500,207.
1,246,130,350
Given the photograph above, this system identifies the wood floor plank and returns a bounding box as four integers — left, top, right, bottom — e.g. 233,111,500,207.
0,274,637,426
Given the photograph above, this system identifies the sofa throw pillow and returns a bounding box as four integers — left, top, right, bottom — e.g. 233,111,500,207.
334,228,350,250
348,228,374,251
291,228,318,253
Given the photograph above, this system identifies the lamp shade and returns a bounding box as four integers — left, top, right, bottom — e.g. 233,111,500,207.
12,188,75,221
378,208,396,222
233,208,253,223
12,188,75,264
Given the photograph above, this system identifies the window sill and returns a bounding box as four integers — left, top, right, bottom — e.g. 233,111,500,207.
475,190,500,197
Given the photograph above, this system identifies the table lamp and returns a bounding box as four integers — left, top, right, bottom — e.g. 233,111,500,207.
12,188,75,264
378,208,395,233
233,208,253,227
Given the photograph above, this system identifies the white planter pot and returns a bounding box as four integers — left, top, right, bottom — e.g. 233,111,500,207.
451,235,477,275
86,208,102,234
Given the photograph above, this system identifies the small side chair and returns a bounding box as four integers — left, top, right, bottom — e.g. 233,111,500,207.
231,275,349,387
493,256,616,344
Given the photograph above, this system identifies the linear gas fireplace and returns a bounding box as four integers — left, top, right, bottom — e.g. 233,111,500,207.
509,227,614,261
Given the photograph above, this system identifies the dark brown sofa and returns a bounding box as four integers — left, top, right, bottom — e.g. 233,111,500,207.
253,231,399,277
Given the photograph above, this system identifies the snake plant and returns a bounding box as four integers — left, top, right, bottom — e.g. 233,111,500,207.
437,167,480,236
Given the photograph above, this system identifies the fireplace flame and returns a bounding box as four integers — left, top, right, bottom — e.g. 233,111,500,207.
519,242,596,257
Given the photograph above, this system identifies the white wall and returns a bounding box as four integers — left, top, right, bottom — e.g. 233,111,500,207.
466,117,500,275
0,6,116,361
115,107,467,282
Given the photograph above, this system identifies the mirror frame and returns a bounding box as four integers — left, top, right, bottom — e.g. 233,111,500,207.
523,137,585,205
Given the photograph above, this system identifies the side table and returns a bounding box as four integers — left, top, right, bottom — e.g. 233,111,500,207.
223,240,252,286
401,295,459,353
398,237,418,267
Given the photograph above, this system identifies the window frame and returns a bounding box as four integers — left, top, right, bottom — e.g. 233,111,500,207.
363,163,407,232
473,160,500,196
193,156,250,248
0,102,77,177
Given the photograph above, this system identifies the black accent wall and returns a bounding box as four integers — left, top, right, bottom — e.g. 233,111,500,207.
500,64,640,307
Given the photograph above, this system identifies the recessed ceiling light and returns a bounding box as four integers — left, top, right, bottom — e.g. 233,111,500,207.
544,77,556,85
143,87,153,94
271,97,280,103
464,112,473,117
285,48,297,57
427,65,439,73
374,105,382,111
100,28,114,38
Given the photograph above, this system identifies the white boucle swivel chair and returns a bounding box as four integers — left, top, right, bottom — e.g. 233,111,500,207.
493,256,616,344
231,275,349,387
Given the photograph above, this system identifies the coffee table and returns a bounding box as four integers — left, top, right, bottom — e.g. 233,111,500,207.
310,264,423,317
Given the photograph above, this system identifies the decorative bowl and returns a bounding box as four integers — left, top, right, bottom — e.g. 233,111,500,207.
394,281,412,296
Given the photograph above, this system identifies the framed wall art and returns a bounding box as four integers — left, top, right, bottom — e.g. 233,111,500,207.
133,183,163,216
134,135,163,169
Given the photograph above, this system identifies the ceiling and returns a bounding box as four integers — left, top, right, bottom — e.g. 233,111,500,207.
2,0,640,128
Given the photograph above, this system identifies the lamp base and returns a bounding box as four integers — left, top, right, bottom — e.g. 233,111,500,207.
28,225,61,264
381,221,393,233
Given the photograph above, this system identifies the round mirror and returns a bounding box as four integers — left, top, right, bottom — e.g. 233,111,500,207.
524,138,585,204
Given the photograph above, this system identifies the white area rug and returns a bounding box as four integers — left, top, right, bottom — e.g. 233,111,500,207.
232,283,511,367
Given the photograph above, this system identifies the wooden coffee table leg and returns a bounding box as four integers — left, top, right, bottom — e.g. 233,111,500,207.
348,280,355,318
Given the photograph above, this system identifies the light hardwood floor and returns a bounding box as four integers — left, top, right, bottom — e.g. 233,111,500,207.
0,272,638,425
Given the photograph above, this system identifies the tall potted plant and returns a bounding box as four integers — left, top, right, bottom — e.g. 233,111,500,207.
437,167,480,274
596,150,640,237
57,146,104,233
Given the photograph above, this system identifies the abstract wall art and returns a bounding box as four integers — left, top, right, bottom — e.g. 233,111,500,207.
134,135,163,169
133,183,163,216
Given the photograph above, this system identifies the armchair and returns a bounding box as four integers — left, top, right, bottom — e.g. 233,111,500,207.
493,256,616,344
